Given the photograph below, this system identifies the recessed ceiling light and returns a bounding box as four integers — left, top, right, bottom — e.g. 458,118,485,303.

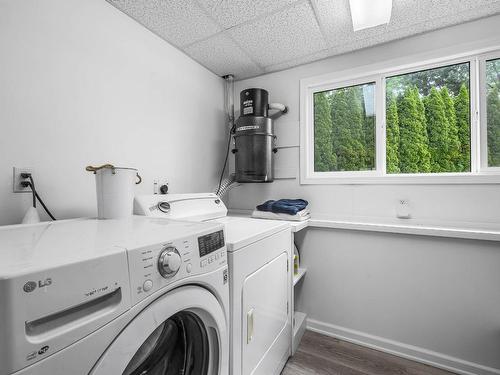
349,0,393,32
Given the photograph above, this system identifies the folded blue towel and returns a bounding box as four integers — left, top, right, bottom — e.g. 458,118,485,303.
256,199,308,216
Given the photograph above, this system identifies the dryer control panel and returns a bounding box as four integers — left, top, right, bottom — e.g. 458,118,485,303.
127,227,227,305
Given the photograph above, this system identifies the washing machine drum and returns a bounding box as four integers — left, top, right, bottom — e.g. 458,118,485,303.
91,286,228,375
124,311,208,375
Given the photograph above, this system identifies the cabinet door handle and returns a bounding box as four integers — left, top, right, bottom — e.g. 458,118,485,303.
247,308,254,344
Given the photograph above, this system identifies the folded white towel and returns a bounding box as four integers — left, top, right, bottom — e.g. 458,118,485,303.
251,209,310,221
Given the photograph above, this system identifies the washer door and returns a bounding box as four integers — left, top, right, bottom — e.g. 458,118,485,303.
91,286,228,375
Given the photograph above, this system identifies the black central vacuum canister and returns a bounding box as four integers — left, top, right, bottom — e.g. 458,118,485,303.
240,88,268,117
233,88,276,183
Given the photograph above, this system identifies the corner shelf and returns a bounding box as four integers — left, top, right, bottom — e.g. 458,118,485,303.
293,267,307,286
292,311,307,354
292,267,307,354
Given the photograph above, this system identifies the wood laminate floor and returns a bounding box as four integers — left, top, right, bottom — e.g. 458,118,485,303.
282,330,457,375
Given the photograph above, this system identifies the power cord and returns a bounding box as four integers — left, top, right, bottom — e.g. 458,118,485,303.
216,127,234,196
28,175,36,208
20,173,56,220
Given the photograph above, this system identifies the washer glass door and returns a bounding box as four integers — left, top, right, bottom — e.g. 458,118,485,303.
123,311,208,375
90,286,227,375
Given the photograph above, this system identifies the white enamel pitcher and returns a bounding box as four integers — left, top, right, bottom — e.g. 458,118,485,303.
86,164,142,219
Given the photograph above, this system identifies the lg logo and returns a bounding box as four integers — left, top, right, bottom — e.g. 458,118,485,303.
23,281,37,293
23,278,52,293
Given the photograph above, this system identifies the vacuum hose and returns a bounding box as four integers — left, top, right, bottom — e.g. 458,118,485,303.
216,174,240,198
268,102,288,120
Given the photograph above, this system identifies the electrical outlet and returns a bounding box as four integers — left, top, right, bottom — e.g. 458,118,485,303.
396,199,411,219
13,167,33,193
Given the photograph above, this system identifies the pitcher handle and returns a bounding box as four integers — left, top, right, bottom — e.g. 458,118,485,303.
136,173,142,185
85,164,115,174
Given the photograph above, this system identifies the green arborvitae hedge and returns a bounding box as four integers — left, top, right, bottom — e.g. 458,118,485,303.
386,96,400,173
454,84,471,171
441,87,461,171
313,84,472,174
398,87,431,173
488,84,500,166
330,87,367,171
425,87,450,172
313,92,337,171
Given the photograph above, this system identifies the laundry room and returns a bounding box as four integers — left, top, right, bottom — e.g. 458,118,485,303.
1,1,500,375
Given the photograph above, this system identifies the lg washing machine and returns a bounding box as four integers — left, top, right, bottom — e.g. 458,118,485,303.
0,216,229,375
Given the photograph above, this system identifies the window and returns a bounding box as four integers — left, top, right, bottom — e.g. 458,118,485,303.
486,58,500,167
385,63,470,174
314,82,376,172
300,49,500,184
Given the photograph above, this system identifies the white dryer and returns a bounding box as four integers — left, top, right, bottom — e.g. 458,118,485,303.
0,216,229,375
135,194,292,375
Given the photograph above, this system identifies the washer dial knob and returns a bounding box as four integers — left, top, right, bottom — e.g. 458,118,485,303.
158,247,181,278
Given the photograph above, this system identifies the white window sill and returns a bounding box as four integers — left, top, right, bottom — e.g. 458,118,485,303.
308,216,500,242
300,172,500,185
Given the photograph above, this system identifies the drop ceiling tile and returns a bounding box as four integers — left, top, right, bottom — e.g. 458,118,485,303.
107,0,221,47
198,0,299,29
227,1,327,67
184,33,264,79
264,49,331,73
312,0,353,46
429,0,500,15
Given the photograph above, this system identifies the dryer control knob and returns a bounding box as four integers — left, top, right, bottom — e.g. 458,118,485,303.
158,247,181,278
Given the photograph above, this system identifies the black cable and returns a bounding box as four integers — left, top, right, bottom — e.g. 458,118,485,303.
216,128,233,196
28,175,36,208
24,179,57,221
33,189,56,220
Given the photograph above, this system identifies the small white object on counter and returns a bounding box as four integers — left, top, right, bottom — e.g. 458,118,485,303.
396,199,411,219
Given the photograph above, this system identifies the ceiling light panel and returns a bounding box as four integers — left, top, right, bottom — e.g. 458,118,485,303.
349,0,393,31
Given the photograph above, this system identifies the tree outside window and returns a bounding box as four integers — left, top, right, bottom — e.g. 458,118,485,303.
313,83,376,172
385,63,471,174
487,58,500,167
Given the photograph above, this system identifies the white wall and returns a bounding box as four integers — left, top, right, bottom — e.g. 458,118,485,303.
228,15,500,225
0,0,225,225
295,229,500,375
228,15,500,375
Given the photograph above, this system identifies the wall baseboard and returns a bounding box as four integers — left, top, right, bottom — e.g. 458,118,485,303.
307,318,500,375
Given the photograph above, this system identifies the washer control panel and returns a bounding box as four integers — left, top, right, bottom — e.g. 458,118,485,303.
127,228,227,305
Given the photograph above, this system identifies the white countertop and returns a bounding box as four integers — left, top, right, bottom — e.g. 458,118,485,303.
0,217,223,277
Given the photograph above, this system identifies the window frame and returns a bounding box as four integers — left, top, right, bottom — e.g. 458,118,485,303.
300,48,500,185
479,51,500,174
307,74,382,180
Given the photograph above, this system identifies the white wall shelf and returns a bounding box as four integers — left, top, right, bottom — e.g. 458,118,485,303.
228,210,500,242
